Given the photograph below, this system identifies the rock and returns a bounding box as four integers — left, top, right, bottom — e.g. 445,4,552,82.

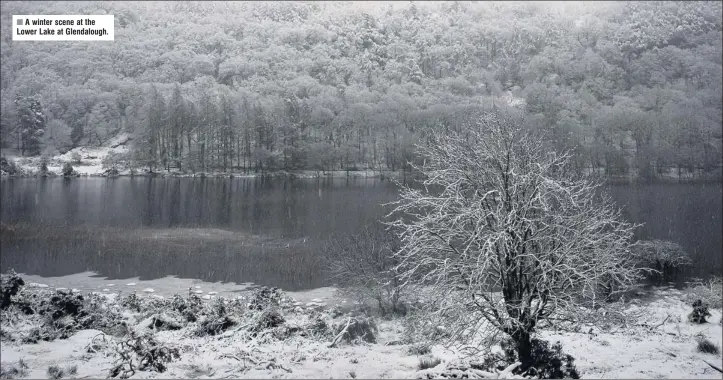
208,291,218,295
195,285,201,289
71,288,80,293
142,288,155,293
108,284,115,287
202,295,211,300
194,290,203,294
102,289,109,292
311,298,322,303
126,283,137,286
55,287,67,291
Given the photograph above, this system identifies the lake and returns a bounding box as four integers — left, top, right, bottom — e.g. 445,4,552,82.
0,177,720,291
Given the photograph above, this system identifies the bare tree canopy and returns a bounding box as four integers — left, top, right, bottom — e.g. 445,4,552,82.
388,110,644,369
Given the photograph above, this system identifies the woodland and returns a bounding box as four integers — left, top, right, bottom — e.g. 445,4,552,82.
1,1,721,178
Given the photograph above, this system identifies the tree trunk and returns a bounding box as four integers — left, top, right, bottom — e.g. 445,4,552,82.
513,330,533,371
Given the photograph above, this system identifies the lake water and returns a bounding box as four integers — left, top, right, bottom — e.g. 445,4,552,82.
1,177,720,291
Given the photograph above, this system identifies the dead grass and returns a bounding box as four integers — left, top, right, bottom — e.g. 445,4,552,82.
697,338,721,355
407,343,431,356
46,364,77,379
46,365,63,379
683,277,722,309
418,356,442,370
0,359,29,379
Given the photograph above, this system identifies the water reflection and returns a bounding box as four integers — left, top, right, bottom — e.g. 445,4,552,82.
1,177,720,290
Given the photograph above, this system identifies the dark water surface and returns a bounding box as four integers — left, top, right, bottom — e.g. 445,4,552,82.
1,178,720,290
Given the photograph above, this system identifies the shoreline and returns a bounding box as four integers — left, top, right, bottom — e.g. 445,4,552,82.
2,170,720,183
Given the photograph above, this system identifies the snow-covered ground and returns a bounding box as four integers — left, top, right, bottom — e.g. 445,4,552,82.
1,133,131,177
2,272,721,379
1,135,401,179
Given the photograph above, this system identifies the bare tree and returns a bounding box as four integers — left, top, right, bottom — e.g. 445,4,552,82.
632,239,691,283
321,222,406,316
388,111,643,370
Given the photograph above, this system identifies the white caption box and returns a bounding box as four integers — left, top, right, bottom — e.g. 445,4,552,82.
13,15,114,41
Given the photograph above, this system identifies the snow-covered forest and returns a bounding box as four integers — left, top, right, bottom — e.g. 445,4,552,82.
1,1,721,177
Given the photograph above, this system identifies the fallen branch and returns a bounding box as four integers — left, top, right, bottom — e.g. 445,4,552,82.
655,348,676,358
649,314,670,332
328,317,352,348
499,362,521,377
703,360,722,374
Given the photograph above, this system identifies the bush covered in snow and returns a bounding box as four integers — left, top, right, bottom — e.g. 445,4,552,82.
633,240,692,282
0,156,23,176
683,276,722,309
108,329,181,378
61,162,77,177
70,152,82,164
37,156,52,177
483,338,580,379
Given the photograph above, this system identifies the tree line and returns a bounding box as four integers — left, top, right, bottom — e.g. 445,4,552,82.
1,1,721,178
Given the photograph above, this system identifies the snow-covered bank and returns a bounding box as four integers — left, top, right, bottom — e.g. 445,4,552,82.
2,270,721,379
0,152,404,180
10,271,341,309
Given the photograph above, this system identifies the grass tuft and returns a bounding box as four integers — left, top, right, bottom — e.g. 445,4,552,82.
697,339,721,355
418,356,442,370
408,343,432,356
0,359,29,379
46,365,64,379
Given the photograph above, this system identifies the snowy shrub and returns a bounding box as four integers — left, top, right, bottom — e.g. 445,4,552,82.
169,293,203,322
46,365,64,379
37,156,51,176
696,338,720,355
149,312,184,331
102,152,126,176
0,156,22,176
0,269,25,309
109,329,180,378
46,364,75,379
0,359,28,379
247,287,284,311
253,308,285,331
484,338,580,379
683,277,722,309
688,299,711,324
633,240,691,282
307,315,332,339
331,316,378,345
418,356,442,370
194,298,239,337
61,162,76,177
119,293,142,312
195,314,237,337
70,152,82,164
